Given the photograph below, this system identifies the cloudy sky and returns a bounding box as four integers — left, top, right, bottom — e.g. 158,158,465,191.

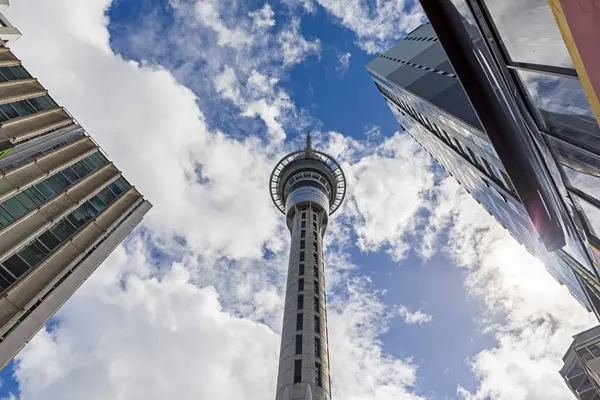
0,0,597,399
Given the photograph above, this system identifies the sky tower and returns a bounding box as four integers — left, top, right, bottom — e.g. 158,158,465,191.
269,134,346,400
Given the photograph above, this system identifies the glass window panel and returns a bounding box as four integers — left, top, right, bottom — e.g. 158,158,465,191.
0,67,16,80
0,104,19,120
483,0,573,68
89,195,107,214
57,220,76,236
11,100,35,116
574,196,600,237
115,177,130,191
50,224,70,242
109,182,123,196
18,246,41,267
39,231,61,251
30,95,55,111
0,207,12,227
23,187,45,206
101,187,117,203
27,97,45,112
11,65,31,79
0,70,8,82
578,348,594,362
3,255,30,278
81,202,98,218
35,180,57,199
2,197,28,219
67,210,87,229
52,172,71,189
84,153,106,169
30,240,50,257
0,266,16,290
70,161,89,179
77,159,93,174
61,166,79,183
14,192,36,211
517,70,600,152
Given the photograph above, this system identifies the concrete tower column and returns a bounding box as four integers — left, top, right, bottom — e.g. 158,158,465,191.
270,134,346,400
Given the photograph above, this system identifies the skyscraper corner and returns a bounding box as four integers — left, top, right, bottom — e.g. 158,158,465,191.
269,133,346,400
0,2,150,369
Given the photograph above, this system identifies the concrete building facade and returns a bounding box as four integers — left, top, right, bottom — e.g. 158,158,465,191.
0,4,151,369
269,135,346,400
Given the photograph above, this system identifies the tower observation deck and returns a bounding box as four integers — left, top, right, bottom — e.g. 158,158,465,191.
269,134,346,400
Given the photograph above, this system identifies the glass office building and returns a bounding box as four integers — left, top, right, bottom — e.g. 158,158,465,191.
0,3,151,369
367,3,600,319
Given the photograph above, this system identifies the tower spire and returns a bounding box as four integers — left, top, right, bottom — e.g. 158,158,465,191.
304,130,312,157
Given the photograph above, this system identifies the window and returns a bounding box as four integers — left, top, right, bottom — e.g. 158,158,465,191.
315,337,321,358
299,264,304,276
295,334,302,354
23,187,45,206
314,281,319,295
314,266,318,279
301,221,306,228
38,231,61,251
294,360,302,383
298,278,304,292
3,254,30,278
300,240,305,249
2,197,28,220
315,362,322,387
61,166,79,184
589,344,600,358
14,192,36,211
302,212,306,219
297,295,304,310
18,246,42,268
296,313,303,330
0,266,16,291
314,297,319,314
500,171,515,193
313,242,318,252
313,253,318,264
313,222,317,230
315,316,320,333
50,224,70,242
578,348,594,362
300,230,305,238
483,0,572,68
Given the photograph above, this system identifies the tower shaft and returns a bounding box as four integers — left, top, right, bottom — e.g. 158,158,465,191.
276,204,330,400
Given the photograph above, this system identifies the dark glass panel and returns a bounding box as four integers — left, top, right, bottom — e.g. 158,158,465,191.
38,231,61,251
3,255,30,278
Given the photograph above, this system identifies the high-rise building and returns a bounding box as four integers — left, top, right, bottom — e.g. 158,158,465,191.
0,4,151,369
269,134,346,400
561,325,600,399
366,7,600,321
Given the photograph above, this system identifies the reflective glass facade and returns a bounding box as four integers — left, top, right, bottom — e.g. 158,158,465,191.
367,15,600,318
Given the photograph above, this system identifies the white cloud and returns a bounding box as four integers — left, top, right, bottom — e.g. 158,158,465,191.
314,0,425,54
191,0,253,48
335,51,351,74
277,17,321,66
397,306,432,325
344,133,435,261
249,3,276,30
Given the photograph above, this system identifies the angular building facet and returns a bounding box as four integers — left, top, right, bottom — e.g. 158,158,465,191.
367,7,600,320
561,325,600,399
0,4,151,369
269,135,346,400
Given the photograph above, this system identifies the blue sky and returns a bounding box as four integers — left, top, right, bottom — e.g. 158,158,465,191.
0,1,596,399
